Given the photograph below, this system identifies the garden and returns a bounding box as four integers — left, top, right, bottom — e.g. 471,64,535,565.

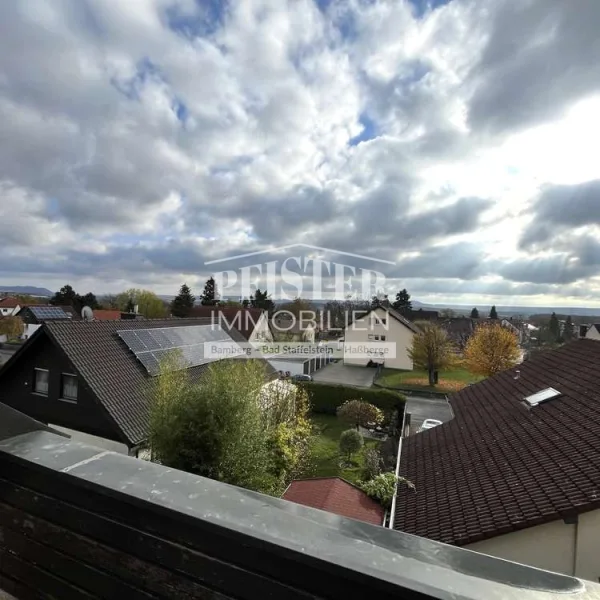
376,365,484,394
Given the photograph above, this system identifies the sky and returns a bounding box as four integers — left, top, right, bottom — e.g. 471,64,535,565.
1,0,600,306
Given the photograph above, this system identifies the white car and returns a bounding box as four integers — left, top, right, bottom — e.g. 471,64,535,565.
419,419,443,432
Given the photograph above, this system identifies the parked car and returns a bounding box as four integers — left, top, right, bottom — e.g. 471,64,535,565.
418,419,443,432
291,374,313,382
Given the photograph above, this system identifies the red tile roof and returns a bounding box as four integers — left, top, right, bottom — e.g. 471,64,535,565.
283,478,385,525
93,310,123,320
187,307,265,340
394,339,600,546
0,297,19,308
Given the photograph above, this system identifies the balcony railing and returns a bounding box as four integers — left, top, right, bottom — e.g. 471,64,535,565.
0,402,599,599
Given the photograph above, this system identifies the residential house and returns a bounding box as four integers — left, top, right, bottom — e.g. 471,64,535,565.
283,477,385,525
343,306,418,370
400,308,439,322
440,317,475,350
0,318,273,455
584,324,600,341
15,304,76,339
393,339,600,582
189,307,273,342
0,296,21,316
92,309,124,320
271,313,315,343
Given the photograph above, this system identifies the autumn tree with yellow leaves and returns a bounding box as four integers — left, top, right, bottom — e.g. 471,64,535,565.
464,323,520,377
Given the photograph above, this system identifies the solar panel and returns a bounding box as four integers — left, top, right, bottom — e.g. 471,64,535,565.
117,325,233,376
30,306,71,320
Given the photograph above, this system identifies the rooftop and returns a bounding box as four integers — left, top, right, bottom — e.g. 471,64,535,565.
283,477,385,525
0,401,597,600
394,339,600,546
188,306,266,339
0,318,270,446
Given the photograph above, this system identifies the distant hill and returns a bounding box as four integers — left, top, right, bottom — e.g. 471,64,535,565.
0,285,53,297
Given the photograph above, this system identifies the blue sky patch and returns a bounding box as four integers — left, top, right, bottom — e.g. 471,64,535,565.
409,0,453,19
166,0,227,39
349,113,378,146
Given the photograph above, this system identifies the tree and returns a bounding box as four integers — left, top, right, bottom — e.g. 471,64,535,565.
339,429,363,462
563,315,575,342
220,299,243,308
408,323,456,386
171,284,195,317
359,472,415,509
439,308,456,318
549,312,560,342
337,400,383,431
470,307,479,319
50,285,78,308
489,305,498,319
278,298,315,319
200,277,218,306
149,358,311,495
0,316,24,341
464,323,520,377
392,289,412,313
116,289,167,318
363,448,383,480
250,288,275,314
79,292,99,309
100,294,120,309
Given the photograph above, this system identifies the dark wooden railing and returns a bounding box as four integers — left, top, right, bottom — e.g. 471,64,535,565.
0,402,599,599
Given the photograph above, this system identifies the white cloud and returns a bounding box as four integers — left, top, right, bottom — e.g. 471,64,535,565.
1,0,600,305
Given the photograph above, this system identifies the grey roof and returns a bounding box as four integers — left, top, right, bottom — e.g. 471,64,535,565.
38,318,273,446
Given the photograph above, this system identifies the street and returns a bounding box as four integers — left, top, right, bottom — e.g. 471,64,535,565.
0,347,17,366
405,395,454,434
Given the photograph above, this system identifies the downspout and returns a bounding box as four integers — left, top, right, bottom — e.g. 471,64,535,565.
388,400,408,529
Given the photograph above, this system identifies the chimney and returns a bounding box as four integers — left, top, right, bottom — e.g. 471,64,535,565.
133,304,139,314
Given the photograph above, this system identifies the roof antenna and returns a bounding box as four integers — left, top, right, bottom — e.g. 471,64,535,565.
514,370,521,380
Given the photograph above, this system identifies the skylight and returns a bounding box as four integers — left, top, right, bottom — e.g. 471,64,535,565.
524,387,561,407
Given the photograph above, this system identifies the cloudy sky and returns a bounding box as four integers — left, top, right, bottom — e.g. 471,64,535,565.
2,0,600,306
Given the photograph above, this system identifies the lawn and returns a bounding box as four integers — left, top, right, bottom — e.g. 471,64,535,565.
377,367,484,393
308,414,380,485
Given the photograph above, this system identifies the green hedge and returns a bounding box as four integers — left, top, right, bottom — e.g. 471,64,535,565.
300,382,406,415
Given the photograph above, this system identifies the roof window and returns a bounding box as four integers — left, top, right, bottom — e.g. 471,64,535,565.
524,387,561,407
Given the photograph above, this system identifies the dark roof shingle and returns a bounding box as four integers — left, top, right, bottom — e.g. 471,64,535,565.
42,318,270,446
283,477,385,525
394,339,600,546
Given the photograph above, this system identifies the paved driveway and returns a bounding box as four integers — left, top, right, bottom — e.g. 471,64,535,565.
405,395,454,434
312,362,376,388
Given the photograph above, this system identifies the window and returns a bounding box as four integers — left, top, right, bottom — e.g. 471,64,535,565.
381,335,386,341
368,334,375,340
34,369,49,395
380,318,387,326
374,335,380,341
61,374,78,401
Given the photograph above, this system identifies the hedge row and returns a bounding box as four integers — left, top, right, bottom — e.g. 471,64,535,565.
299,382,406,415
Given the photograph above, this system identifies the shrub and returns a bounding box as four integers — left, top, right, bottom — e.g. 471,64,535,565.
362,448,383,480
300,382,405,415
339,429,363,461
359,472,415,508
337,400,383,430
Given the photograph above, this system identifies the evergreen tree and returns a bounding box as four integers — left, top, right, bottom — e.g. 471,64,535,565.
489,305,498,319
171,284,195,317
392,289,412,313
548,312,560,342
200,277,218,306
470,307,479,319
50,285,78,307
563,315,574,342
250,288,275,314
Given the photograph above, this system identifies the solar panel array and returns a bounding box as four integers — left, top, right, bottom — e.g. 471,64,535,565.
30,306,71,320
117,325,233,376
